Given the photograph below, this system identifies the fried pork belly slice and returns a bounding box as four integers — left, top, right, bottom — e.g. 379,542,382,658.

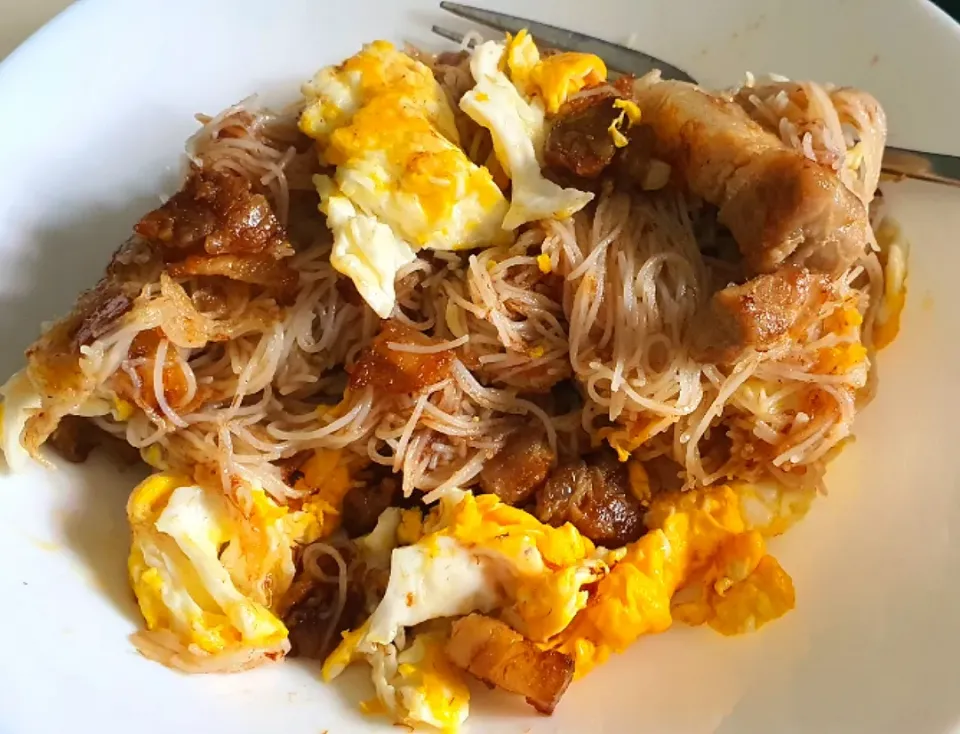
167,254,298,292
135,169,292,259
21,236,161,456
730,80,887,205
445,614,574,715
632,80,868,276
689,265,833,364
139,169,298,301
348,320,456,396
20,169,293,459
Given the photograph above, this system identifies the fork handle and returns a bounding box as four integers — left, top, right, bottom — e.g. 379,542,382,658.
882,146,960,187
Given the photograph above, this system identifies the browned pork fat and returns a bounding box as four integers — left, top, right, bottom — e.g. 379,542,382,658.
478,432,556,505
445,614,575,715
340,475,401,538
167,253,298,293
536,449,645,547
632,80,868,276
689,265,832,363
135,169,291,259
544,96,621,178
21,168,295,459
349,321,456,395
280,541,385,660
282,570,367,660
21,237,161,456
48,415,141,465
543,85,659,186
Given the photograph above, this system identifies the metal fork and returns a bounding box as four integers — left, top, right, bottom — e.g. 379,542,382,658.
434,1,960,188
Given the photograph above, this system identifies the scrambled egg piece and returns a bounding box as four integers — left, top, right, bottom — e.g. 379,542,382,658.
324,98,507,251
531,52,607,114
683,552,796,636
127,473,290,668
301,42,508,316
505,29,541,92
815,342,868,374
299,36,603,316
397,507,424,545
386,632,471,731
505,29,608,113
318,181,416,318
815,301,868,375
460,40,594,229
301,40,459,152
141,444,166,470
0,370,41,471
734,479,815,537
433,490,606,641
286,448,354,543
555,484,799,675
325,482,801,724
324,490,606,726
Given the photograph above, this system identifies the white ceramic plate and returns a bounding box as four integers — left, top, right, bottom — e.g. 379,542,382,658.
1,1,959,732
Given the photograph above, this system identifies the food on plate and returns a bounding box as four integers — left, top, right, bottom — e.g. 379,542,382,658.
446,613,574,714
0,27,907,732
630,78,871,276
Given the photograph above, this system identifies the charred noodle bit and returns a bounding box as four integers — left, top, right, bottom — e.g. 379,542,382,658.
0,28,907,733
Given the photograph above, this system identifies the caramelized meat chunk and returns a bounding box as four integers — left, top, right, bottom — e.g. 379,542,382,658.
478,432,555,505
281,555,367,660
340,475,401,538
73,293,134,348
445,614,574,715
544,96,620,178
689,265,832,363
167,254,298,292
135,169,291,259
22,237,161,455
632,80,868,275
536,449,645,547
349,321,456,395
48,415,140,465
21,165,292,458
112,328,197,414
544,89,664,190
285,589,365,660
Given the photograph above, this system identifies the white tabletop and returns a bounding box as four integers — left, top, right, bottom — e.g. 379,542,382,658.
0,0,71,60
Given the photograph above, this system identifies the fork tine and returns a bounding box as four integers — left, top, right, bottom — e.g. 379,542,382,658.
432,25,471,46
438,1,697,83
438,1,529,36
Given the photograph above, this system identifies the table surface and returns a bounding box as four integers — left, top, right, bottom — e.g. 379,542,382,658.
0,0,71,60
4,0,960,61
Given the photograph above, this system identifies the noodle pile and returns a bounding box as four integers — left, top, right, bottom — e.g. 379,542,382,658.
41,78,888,504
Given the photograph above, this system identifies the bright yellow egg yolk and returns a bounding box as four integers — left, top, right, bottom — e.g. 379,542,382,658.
435,491,596,569
531,52,608,114
555,484,795,675
504,29,608,114
326,99,501,240
289,449,352,542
